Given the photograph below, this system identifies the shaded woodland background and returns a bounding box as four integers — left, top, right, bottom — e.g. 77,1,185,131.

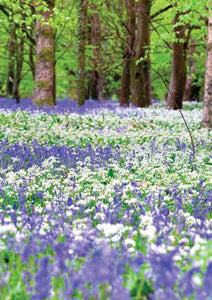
0,0,211,126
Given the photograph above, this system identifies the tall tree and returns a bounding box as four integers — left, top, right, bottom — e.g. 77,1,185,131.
203,4,212,128
120,0,135,106
167,13,191,109
77,0,88,106
120,0,151,107
33,0,56,106
130,0,151,107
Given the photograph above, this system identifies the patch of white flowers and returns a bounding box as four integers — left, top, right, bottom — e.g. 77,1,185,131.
139,214,157,242
97,223,126,242
0,224,16,234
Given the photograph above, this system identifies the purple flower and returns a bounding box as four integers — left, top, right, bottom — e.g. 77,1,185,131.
31,257,52,300
203,262,212,297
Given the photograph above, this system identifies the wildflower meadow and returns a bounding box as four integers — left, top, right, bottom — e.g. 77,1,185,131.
0,99,211,300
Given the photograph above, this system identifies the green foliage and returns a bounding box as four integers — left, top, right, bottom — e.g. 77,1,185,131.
124,263,154,299
0,0,209,100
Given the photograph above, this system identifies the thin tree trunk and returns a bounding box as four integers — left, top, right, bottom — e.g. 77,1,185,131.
33,0,56,106
130,0,151,107
120,0,135,106
13,36,24,103
87,6,104,100
29,28,35,80
77,0,88,106
89,70,98,99
167,14,191,109
29,5,36,80
29,43,35,80
203,5,212,128
6,26,16,96
120,54,130,106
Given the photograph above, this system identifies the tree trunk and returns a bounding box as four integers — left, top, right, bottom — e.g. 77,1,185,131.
33,0,56,106
120,54,130,106
120,0,135,106
167,14,190,109
77,0,88,106
203,6,212,128
89,70,98,99
13,36,24,103
29,5,36,80
130,0,151,107
6,26,16,97
29,43,35,80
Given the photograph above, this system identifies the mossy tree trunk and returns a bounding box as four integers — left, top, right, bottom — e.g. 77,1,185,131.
77,0,88,106
130,0,151,107
33,0,56,106
203,5,212,128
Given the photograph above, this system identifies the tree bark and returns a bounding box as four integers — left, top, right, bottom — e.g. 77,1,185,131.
130,0,151,107
120,55,131,106
33,0,56,106
77,0,88,106
203,5,212,128
167,14,191,109
120,0,135,106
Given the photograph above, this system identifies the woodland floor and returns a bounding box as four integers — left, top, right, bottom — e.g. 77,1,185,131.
0,99,211,299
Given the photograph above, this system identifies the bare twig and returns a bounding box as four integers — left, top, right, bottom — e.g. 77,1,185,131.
151,4,173,19
151,66,196,164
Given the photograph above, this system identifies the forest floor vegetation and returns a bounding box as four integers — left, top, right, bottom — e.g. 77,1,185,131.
0,99,211,299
